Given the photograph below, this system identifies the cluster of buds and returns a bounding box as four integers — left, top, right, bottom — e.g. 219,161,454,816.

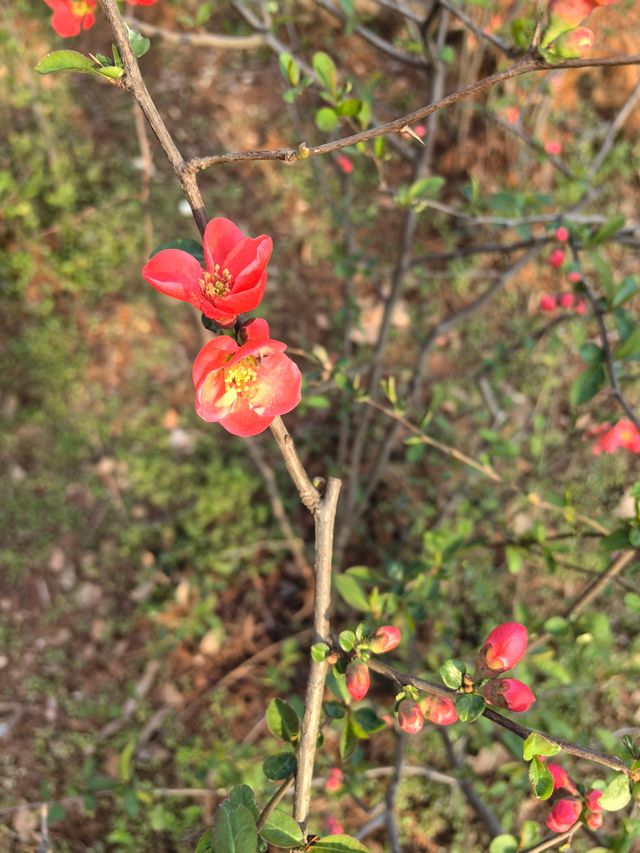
546,763,604,832
542,0,618,59
344,625,401,702
395,689,458,735
475,622,536,712
539,292,586,315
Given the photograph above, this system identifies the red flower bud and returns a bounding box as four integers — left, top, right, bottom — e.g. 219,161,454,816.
325,817,345,835
369,625,401,654
549,248,565,268
585,810,603,830
421,695,458,726
585,789,603,812
555,226,570,243
544,140,563,156
539,293,558,313
559,293,575,309
548,763,577,794
574,298,587,315
397,699,424,734
336,155,354,175
325,767,344,793
345,661,370,701
482,678,536,712
546,798,581,833
567,271,582,283
477,622,528,674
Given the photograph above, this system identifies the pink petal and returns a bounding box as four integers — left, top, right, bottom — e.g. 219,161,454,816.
218,272,267,315
220,406,274,436
142,249,204,305
203,218,244,272
192,336,237,387
225,235,273,288
240,318,271,342
50,9,83,36
251,353,302,417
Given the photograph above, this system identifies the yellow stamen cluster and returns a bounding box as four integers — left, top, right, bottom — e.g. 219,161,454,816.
224,357,258,399
199,264,234,299
70,0,93,15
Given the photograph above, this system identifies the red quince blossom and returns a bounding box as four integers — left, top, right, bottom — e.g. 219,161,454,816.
539,293,558,313
555,226,570,243
544,140,563,156
477,621,528,674
421,695,458,726
546,798,581,833
592,419,640,455
567,270,582,283
369,625,401,654
325,767,344,793
143,217,272,327
336,155,354,174
559,292,575,309
43,0,96,37
547,763,578,794
345,660,370,701
414,124,428,137
482,678,536,712
549,248,565,268
397,699,424,734
192,319,301,437
575,298,586,314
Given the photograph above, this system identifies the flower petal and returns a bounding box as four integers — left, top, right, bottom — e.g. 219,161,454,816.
142,249,203,305
218,272,267,315
203,218,244,272
192,336,237,388
50,9,83,36
251,353,302,418
224,235,273,288
220,406,275,437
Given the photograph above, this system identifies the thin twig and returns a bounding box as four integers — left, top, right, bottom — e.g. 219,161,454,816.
269,417,321,513
124,17,267,49
588,78,640,179
257,775,294,831
436,0,514,57
520,823,580,852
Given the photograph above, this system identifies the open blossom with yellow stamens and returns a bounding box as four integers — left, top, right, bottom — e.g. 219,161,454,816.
143,218,272,328
192,319,301,436
43,0,97,37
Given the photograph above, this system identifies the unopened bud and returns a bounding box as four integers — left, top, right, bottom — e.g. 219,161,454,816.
369,625,401,654
397,699,424,734
421,695,458,726
345,660,370,701
476,622,528,675
482,677,536,712
546,798,581,833
552,26,594,58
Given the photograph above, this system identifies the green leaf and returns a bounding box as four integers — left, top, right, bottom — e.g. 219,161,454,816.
124,23,151,59
316,107,339,133
336,98,362,118
334,574,370,612
338,630,357,652
263,752,296,781
522,732,561,761
408,176,445,200
615,326,640,361
279,52,300,87
455,693,485,722
149,238,204,264
351,708,386,738
543,615,569,635
599,773,632,811
590,214,626,246
259,808,304,848
97,66,125,80
339,716,358,760
313,51,337,96
229,785,259,821
623,591,640,611
324,700,346,719
612,276,639,308
488,835,518,853
311,835,369,852
311,642,331,662
529,757,554,800
569,364,606,407
266,699,300,744
506,545,524,575
212,800,257,853
439,659,465,690
579,343,604,365
118,740,135,783
35,50,100,76
195,829,213,853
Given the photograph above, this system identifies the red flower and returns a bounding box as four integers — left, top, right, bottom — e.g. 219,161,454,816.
539,293,557,313
593,419,640,455
143,218,272,327
192,319,301,436
421,695,458,726
549,248,565,268
477,622,528,674
584,790,604,830
555,226,570,243
567,271,582,283
325,817,345,835
43,0,96,37
544,140,563,156
558,293,575,309
369,625,401,654
397,699,424,734
546,798,581,833
547,763,577,794
483,678,535,712
345,661,370,701
325,767,344,793
336,155,354,174
575,298,587,314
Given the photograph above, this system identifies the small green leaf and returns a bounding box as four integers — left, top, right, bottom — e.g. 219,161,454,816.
266,699,300,744
439,659,465,690
259,808,304,848
334,574,370,612
35,50,100,76
338,630,356,652
612,276,639,308
118,740,135,783
311,835,370,852
263,752,296,781
351,708,386,738
529,756,554,800
523,732,561,761
279,52,300,87
599,773,632,811
506,546,524,575
324,700,346,719
229,785,259,821
195,829,213,853
579,342,604,365
149,238,204,264
311,642,331,662
339,716,358,760
615,326,640,361
97,65,125,80
455,693,485,722
124,22,151,58
316,107,339,133
488,835,518,853
589,214,626,246
336,98,362,118
408,176,445,200
623,591,640,611
569,364,606,407
212,800,257,853
313,51,337,95
543,616,569,635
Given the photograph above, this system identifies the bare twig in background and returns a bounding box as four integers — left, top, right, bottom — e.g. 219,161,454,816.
436,0,514,57
384,732,406,852
124,17,267,49
588,78,640,179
